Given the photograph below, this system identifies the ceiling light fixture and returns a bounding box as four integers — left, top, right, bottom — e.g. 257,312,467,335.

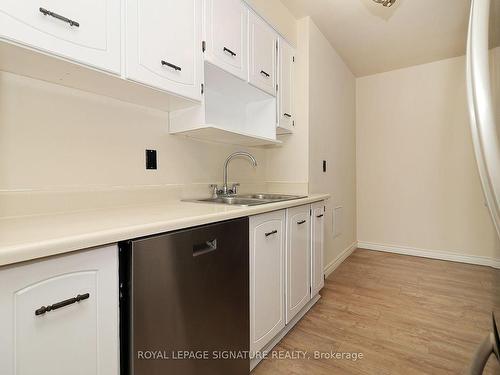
372,0,397,7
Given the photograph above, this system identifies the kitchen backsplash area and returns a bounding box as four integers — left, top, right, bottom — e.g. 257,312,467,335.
0,71,307,217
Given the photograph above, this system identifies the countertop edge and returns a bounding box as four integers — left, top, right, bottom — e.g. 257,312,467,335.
0,194,329,267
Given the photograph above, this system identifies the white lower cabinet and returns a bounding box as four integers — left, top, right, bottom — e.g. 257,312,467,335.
250,201,325,358
0,245,119,375
250,210,286,353
311,202,326,296
286,204,312,324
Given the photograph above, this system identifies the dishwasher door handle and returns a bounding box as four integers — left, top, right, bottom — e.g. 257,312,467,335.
193,239,218,257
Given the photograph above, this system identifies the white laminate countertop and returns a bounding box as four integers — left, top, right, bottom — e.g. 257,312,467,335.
0,194,329,267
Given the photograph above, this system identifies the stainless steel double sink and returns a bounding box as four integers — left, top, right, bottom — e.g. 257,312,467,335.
187,193,307,207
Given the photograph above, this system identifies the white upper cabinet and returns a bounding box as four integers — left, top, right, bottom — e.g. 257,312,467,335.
286,204,311,324
248,10,277,96
126,0,203,101
277,39,295,134
204,0,248,81
311,202,325,296
0,245,119,375
250,210,286,353
0,0,121,73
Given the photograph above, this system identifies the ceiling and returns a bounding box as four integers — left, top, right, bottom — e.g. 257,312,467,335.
281,0,473,77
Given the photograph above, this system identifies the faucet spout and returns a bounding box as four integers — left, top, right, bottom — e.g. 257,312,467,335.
222,152,257,194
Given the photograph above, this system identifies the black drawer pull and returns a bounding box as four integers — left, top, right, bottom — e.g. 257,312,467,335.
316,214,324,218
193,239,217,257
260,70,270,78
223,47,237,57
35,293,90,316
39,7,80,27
297,220,306,225
265,230,278,237
283,113,292,118
161,60,182,71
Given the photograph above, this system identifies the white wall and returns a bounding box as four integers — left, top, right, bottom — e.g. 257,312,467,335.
356,55,500,260
306,18,357,269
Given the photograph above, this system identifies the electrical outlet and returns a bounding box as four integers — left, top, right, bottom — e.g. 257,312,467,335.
146,150,157,170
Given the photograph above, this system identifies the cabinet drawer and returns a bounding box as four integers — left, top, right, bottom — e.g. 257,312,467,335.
0,245,119,375
0,0,121,73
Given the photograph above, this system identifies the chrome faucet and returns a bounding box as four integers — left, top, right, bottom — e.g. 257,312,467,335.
210,152,258,197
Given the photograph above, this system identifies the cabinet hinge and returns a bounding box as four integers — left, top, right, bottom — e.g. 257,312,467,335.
293,56,295,62
201,83,204,94
310,208,312,216
202,40,206,53
292,120,295,127
276,83,278,92
309,286,312,294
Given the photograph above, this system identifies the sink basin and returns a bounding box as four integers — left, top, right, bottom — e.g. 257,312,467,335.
237,193,306,200
187,193,306,207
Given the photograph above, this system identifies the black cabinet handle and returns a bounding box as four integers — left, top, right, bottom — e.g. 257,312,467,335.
161,60,182,71
283,113,292,118
39,7,79,27
193,239,217,257
297,220,306,225
316,214,324,218
260,70,270,78
223,47,237,57
265,230,278,237
35,293,90,316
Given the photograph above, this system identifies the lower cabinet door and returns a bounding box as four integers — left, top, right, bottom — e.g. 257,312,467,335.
250,210,285,353
286,204,311,324
0,245,119,375
311,201,325,296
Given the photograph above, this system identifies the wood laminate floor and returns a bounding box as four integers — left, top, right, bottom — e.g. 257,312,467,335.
252,249,500,375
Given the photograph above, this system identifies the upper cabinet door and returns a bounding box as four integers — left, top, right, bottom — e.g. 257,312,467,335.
0,0,121,73
286,204,311,324
248,11,277,96
278,40,295,134
126,0,202,101
204,0,247,81
311,202,325,296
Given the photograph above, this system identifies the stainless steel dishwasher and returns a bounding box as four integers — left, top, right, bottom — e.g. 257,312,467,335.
119,217,249,375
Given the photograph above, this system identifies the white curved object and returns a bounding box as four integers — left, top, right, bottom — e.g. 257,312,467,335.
466,0,500,238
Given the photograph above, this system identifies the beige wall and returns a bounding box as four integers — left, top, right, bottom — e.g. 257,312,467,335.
246,0,297,46
306,18,357,268
0,72,267,191
356,55,500,260
265,17,308,187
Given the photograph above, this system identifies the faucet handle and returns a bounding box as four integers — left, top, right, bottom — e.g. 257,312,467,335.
209,184,219,198
231,183,241,195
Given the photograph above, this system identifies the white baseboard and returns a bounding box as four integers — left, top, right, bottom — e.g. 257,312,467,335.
324,241,358,278
358,241,500,269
